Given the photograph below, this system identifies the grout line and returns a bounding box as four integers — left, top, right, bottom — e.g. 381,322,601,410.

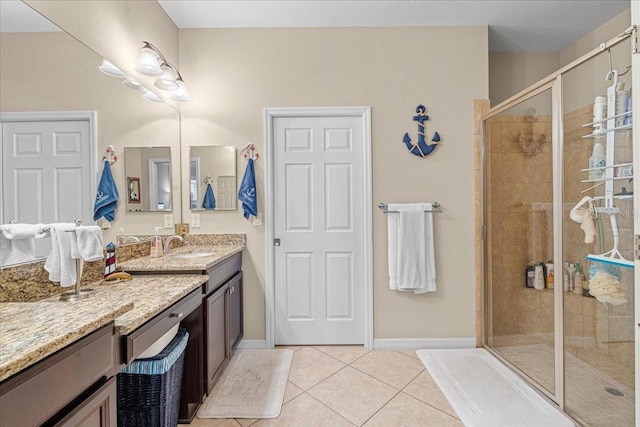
303,391,358,426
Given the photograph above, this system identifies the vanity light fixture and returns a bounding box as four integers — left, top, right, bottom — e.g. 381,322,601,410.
98,59,127,78
136,41,190,102
122,77,147,92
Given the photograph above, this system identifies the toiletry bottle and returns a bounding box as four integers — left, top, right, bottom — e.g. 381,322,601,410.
593,96,607,131
525,264,536,288
582,270,590,296
573,263,584,294
567,263,576,292
150,227,164,258
534,262,545,290
545,261,554,289
117,227,126,245
616,83,630,127
563,263,570,291
589,141,605,180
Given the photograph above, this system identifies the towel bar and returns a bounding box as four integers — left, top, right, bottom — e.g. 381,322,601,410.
378,202,442,214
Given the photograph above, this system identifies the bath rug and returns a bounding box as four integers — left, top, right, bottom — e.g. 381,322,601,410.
417,348,575,426
197,349,293,419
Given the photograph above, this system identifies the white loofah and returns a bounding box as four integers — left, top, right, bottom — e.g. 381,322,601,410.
588,270,628,306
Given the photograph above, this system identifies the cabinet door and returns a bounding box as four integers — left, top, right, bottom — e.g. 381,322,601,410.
55,377,116,427
206,284,228,394
228,272,243,352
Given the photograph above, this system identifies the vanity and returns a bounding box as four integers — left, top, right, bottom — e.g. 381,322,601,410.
118,239,245,422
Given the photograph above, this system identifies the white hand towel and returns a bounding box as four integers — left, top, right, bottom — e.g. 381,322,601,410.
387,203,437,294
44,223,77,287
0,223,46,265
72,226,104,261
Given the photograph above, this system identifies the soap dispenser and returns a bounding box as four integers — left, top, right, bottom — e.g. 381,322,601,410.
150,227,164,258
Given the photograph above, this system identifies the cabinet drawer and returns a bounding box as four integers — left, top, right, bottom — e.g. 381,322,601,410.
123,288,201,363
0,325,115,427
204,253,242,295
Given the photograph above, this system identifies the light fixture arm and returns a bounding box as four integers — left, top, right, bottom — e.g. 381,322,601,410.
141,41,185,83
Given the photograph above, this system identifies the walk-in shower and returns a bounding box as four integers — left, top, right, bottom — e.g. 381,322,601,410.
482,30,636,426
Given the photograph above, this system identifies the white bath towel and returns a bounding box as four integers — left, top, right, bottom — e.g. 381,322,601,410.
44,223,77,287
71,226,104,262
0,223,47,266
387,203,436,294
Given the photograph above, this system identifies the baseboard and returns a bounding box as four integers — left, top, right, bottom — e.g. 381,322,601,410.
237,339,267,349
373,337,476,349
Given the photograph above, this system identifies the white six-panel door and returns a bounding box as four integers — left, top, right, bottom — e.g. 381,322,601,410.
273,114,366,345
1,118,93,258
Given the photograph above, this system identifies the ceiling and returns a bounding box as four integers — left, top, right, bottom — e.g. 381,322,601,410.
1,1,630,52
158,0,630,52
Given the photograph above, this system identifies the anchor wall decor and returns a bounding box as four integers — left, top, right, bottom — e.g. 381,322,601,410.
403,104,441,157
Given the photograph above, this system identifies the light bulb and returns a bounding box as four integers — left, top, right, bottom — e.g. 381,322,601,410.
155,64,179,91
136,47,162,76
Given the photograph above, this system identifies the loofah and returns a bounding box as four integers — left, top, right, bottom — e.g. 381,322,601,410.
588,271,628,306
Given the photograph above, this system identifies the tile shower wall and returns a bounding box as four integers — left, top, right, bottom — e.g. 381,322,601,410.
486,105,634,388
486,113,553,337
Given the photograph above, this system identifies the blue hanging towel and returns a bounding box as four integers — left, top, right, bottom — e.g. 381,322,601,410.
238,158,257,219
202,183,217,210
93,160,119,222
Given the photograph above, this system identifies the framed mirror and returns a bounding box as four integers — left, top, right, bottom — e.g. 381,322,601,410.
189,146,237,211
124,147,172,212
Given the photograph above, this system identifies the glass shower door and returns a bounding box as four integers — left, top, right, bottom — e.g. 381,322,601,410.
561,40,635,426
484,87,556,397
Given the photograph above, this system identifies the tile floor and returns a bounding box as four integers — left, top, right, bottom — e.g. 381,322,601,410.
181,346,463,427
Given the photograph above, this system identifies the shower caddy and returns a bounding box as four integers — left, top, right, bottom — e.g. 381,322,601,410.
581,68,634,268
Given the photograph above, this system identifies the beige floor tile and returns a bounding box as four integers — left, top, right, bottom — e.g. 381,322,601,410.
313,345,370,364
253,394,355,427
403,371,459,418
394,349,420,360
275,345,306,353
283,381,304,404
184,418,242,426
307,366,398,426
287,347,346,390
363,393,464,427
351,350,425,389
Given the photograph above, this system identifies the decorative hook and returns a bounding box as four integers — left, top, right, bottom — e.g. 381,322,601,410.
204,175,212,184
102,145,118,165
240,143,259,160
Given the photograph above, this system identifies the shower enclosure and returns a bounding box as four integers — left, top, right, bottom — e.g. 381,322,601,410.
482,23,638,426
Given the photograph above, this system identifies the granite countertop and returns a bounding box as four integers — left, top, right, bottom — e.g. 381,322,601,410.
118,243,245,272
0,274,208,382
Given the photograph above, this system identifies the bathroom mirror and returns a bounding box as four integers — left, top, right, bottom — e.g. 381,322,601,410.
189,146,237,211
124,147,173,212
0,4,180,266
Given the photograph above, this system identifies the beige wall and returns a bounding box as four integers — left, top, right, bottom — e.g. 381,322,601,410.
178,26,488,340
489,52,560,107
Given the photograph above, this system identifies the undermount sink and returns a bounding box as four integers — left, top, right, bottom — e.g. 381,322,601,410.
170,252,216,259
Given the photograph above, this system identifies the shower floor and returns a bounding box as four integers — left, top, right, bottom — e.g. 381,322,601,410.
492,338,634,427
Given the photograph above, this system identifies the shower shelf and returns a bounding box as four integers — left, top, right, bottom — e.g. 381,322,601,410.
582,123,632,139
592,195,633,201
581,110,632,128
581,176,632,183
580,162,632,172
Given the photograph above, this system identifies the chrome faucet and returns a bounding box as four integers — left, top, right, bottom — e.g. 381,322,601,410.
164,235,184,251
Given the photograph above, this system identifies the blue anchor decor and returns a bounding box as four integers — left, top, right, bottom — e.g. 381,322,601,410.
403,104,441,157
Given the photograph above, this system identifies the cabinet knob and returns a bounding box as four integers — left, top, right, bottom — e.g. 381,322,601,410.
170,312,184,319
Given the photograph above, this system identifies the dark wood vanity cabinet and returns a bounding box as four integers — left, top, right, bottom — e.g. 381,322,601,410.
0,324,117,427
203,253,243,394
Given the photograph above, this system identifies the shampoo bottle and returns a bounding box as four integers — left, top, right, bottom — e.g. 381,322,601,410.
150,227,164,258
573,263,584,294
534,262,545,290
545,261,554,289
589,141,605,180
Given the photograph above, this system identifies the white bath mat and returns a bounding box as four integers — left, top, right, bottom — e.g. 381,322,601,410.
197,349,293,419
417,348,575,427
